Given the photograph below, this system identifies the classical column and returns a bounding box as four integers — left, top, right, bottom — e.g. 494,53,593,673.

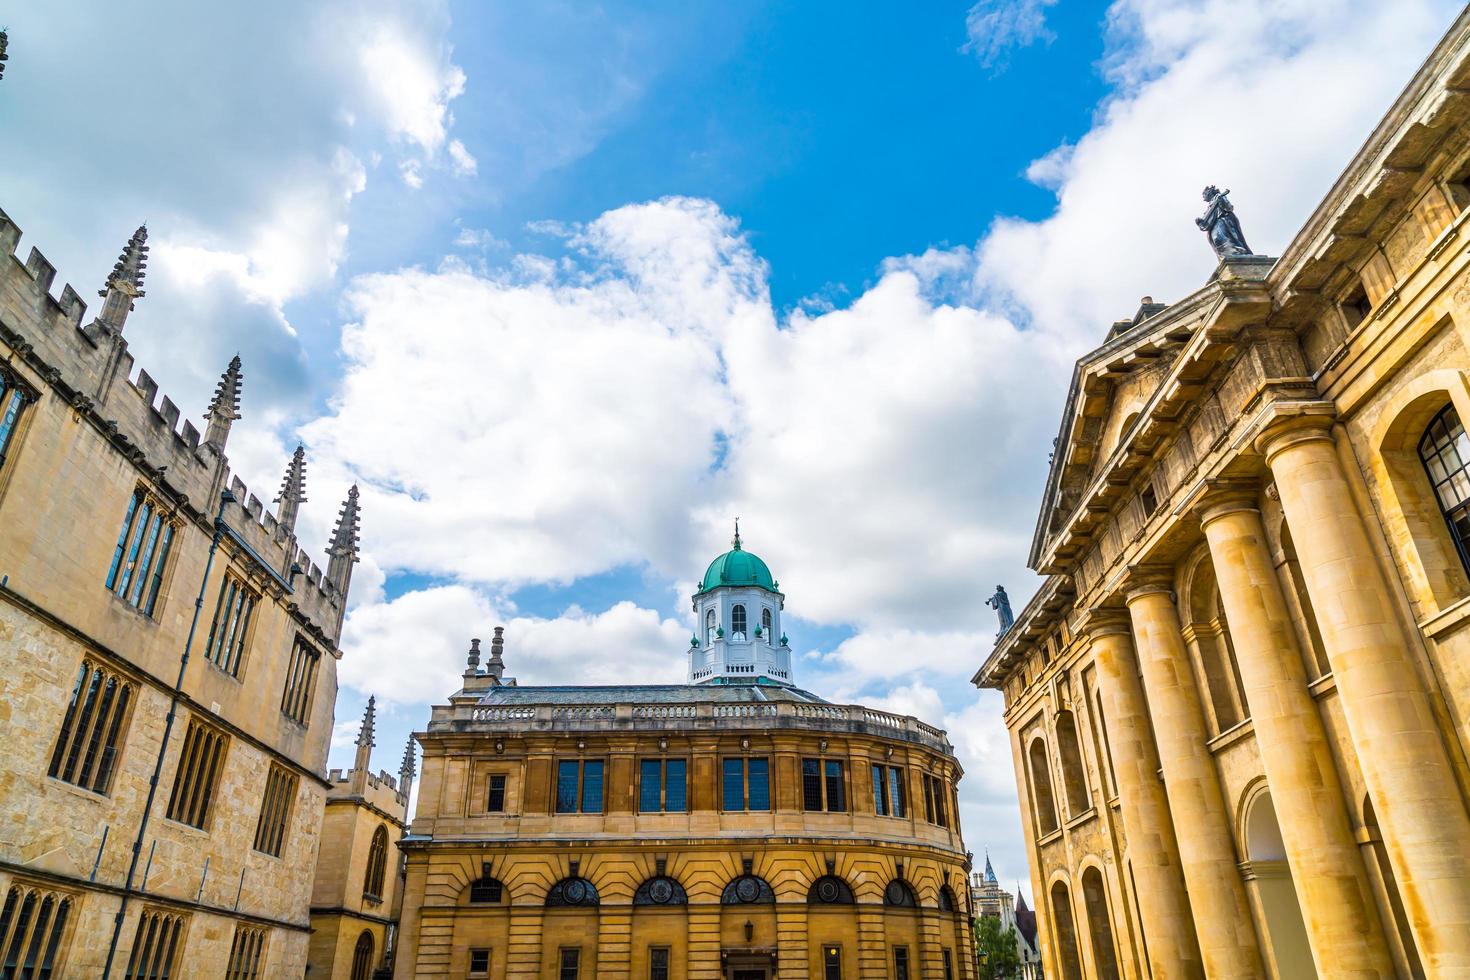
1199,492,1394,976
1083,613,1203,980
1125,582,1264,978
1261,417,1470,974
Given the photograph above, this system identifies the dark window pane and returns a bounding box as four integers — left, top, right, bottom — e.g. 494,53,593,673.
747,758,769,811
556,761,579,813
487,774,506,812
802,758,822,811
825,760,846,812
824,945,843,980
722,758,744,811
470,949,490,973
664,760,687,813
872,763,886,815
650,947,670,980
639,760,662,813
559,948,580,980
895,946,910,980
581,761,604,813
890,768,906,818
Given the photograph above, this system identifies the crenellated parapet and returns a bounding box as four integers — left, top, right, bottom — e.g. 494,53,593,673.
0,205,349,644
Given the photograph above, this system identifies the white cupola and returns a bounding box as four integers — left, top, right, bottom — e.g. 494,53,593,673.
687,521,792,686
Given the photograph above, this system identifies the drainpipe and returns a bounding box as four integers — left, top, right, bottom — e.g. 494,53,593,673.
102,489,235,978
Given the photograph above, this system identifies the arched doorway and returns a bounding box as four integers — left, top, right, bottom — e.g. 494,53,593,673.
1243,790,1316,979
1048,880,1084,980
1080,867,1120,980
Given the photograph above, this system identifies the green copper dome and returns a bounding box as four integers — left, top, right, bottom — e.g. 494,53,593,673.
697,522,779,594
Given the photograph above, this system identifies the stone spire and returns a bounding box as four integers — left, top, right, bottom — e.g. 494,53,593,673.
96,224,148,333
274,444,307,533
487,626,505,681
463,637,482,678
984,851,997,884
351,695,375,794
203,355,243,448
399,734,417,801
325,484,361,594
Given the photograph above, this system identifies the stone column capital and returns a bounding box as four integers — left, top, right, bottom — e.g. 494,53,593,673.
1122,564,1174,604
1074,607,1132,641
1195,480,1263,530
1254,412,1336,463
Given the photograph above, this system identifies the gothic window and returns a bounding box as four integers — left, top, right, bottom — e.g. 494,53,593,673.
126,909,187,980
0,370,31,473
731,604,747,639
49,659,133,795
204,573,257,677
0,882,74,978
252,764,297,857
280,635,321,727
555,760,605,813
807,876,855,904
1420,404,1470,574
761,607,772,643
721,874,775,904
105,487,176,617
363,826,388,902
884,880,917,908
721,757,769,811
470,876,505,903
638,759,687,813
705,609,717,645
225,925,268,980
546,877,600,907
348,931,374,980
165,719,228,830
633,876,688,906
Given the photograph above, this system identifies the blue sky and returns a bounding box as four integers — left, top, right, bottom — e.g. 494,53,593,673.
2,0,1461,898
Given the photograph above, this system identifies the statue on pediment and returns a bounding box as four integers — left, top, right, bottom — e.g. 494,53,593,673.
1196,185,1253,258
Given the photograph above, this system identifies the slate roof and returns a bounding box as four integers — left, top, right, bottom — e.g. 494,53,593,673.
477,681,830,706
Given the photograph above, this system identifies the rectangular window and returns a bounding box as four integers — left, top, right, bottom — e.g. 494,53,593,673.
640,759,688,813
893,946,910,980
747,757,769,810
280,635,320,726
252,764,297,857
105,488,176,616
649,946,670,980
49,659,133,795
469,948,491,976
125,909,187,980
823,944,842,980
923,774,937,824
942,948,954,980
0,882,74,979
722,758,744,811
204,573,256,676
802,758,823,811
225,925,267,980
165,719,228,829
872,763,887,815
556,761,604,814
487,774,507,812
0,373,30,471
888,767,906,818
825,760,846,812
559,947,581,980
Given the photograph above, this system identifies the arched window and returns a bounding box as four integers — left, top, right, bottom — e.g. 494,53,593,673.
1419,404,1470,574
1027,738,1060,837
807,876,855,904
1050,881,1084,980
938,884,958,912
721,874,775,904
705,609,717,645
731,604,747,640
469,876,505,903
546,876,599,907
1081,867,1121,980
761,608,772,644
1055,711,1090,817
633,875,688,906
883,879,917,908
363,825,388,902
349,931,374,980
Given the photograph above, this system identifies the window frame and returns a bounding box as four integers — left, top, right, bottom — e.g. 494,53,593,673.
0,367,35,476
639,758,688,813
649,946,670,980
104,486,178,618
486,773,508,812
802,757,847,812
203,571,259,678
1419,403,1470,576
721,756,770,812
126,908,188,980
225,924,268,980
822,944,843,980
280,634,321,727
49,658,135,796
893,945,911,980
165,718,228,830
363,825,389,903
558,946,582,980
555,759,606,814
0,880,75,980
251,764,298,858
731,603,747,638
469,948,491,977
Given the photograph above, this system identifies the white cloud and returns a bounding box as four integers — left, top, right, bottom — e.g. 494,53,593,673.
963,0,1059,69
448,138,478,176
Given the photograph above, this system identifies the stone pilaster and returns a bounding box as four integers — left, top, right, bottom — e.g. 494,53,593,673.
1198,492,1394,976
856,904,887,978
687,906,722,980
1261,417,1470,974
1125,580,1264,978
777,905,810,979
1081,611,1204,980
504,905,544,977
597,906,633,980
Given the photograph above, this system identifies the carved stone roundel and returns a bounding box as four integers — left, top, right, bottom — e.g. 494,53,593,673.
564,879,587,904
736,877,760,903
817,879,840,903
649,878,674,904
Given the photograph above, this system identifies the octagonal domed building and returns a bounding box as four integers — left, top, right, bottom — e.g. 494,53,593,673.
394,530,976,980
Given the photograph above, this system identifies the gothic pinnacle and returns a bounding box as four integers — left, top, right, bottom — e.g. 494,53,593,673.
356,695,376,748
275,444,307,532
326,484,362,593
204,354,243,447
400,734,417,780
96,224,149,332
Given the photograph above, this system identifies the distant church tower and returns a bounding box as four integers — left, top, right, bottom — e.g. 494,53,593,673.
687,521,794,684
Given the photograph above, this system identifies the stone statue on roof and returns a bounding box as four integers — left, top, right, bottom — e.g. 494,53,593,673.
1196,185,1253,259
987,585,1014,636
